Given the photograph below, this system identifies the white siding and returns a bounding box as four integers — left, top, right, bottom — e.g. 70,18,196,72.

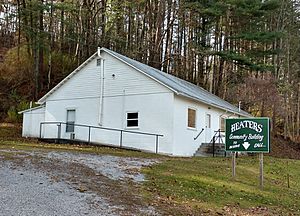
41,51,174,154
102,93,174,154
46,58,101,101
172,96,234,156
102,52,170,97
43,91,174,154
46,52,170,102
22,107,45,137
43,98,100,140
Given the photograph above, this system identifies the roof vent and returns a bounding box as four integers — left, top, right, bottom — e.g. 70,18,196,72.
97,59,101,66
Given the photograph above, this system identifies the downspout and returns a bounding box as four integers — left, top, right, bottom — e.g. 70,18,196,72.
98,47,105,125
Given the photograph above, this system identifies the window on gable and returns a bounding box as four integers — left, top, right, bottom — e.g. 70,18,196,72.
187,108,196,128
66,109,75,132
126,112,139,127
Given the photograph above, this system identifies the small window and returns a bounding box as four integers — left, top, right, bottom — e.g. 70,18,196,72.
126,112,138,128
220,117,225,131
66,109,75,132
206,114,211,129
97,59,101,66
187,108,196,128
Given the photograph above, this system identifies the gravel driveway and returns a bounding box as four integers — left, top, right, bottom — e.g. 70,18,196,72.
0,148,159,216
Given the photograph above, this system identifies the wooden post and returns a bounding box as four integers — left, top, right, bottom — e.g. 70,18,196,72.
232,152,236,178
259,153,264,189
287,160,290,188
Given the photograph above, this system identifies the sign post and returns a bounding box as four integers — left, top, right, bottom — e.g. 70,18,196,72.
232,152,236,178
225,118,270,188
259,153,264,189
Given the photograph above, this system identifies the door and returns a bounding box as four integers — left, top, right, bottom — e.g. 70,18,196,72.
66,109,76,133
205,113,211,143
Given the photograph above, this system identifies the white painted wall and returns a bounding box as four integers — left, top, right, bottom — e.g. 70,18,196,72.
22,107,45,137
101,93,174,154
41,50,174,154
172,96,233,156
102,52,170,97
43,92,174,154
46,58,101,101
43,98,100,140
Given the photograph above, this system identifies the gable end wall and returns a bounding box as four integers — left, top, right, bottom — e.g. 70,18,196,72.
42,51,175,155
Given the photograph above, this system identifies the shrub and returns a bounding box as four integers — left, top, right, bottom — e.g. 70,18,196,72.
6,101,31,123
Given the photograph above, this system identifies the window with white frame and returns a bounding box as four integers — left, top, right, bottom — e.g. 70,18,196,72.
187,108,196,128
126,112,139,128
66,109,76,132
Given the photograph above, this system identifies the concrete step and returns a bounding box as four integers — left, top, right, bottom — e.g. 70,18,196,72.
194,142,230,157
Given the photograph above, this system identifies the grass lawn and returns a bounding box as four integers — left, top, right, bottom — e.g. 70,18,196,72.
1,124,300,215
143,156,300,215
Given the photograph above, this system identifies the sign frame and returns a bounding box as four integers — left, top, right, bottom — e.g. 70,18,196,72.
225,117,270,153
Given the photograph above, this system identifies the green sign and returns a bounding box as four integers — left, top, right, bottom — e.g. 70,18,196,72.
225,118,270,153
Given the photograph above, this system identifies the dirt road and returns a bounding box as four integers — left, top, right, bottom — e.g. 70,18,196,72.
0,147,159,216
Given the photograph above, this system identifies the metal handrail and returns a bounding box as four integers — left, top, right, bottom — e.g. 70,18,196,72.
210,129,225,157
40,121,164,137
209,131,219,144
39,121,163,153
194,128,204,140
209,129,225,143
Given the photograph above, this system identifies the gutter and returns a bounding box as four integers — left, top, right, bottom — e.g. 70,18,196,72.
177,92,252,118
18,105,45,114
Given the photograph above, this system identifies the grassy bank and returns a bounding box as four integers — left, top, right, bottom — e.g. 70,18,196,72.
143,156,300,215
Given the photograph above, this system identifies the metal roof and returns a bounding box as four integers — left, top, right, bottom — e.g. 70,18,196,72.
102,48,251,117
37,47,250,117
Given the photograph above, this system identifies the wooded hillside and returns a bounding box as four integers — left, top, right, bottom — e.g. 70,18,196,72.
0,0,299,141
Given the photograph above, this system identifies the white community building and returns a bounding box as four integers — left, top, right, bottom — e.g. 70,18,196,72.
20,48,250,157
